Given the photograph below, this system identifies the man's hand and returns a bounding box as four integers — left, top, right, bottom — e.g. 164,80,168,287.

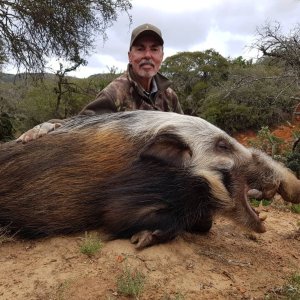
16,122,62,143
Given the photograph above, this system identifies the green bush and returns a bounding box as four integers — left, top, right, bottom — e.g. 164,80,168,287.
291,204,300,214
116,266,145,298
80,232,103,257
285,152,300,178
200,99,258,133
265,273,300,299
0,112,15,141
248,126,284,157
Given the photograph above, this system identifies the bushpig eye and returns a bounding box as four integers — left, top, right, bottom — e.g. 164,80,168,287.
216,139,231,152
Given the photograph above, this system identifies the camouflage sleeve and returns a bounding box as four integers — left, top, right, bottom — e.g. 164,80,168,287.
168,88,184,114
174,94,184,114
79,88,118,116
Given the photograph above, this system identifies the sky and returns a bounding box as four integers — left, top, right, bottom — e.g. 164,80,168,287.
4,0,300,78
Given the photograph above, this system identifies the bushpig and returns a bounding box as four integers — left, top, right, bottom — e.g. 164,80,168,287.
0,111,299,248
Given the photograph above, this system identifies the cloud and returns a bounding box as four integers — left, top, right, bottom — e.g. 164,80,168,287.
4,0,300,77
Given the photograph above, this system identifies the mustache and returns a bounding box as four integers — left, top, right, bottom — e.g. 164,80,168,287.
139,60,155,67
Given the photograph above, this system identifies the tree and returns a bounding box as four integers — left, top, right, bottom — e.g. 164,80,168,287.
53,64,120,118
0,0,132,73
161,50,229,114
253,21,300,77
252,22,300,123
54,62,83,117
201,60,299,132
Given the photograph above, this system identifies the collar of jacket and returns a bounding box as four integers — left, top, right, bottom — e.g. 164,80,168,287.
126,64,171,95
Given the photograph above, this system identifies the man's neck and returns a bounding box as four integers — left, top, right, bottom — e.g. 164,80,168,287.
139,77,153,92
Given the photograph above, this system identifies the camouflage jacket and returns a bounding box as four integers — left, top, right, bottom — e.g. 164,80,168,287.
80,64,183,115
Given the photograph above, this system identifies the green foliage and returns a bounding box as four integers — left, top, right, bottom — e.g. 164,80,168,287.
0,112,15,141
200,99,256,133
80,232,103,257
285,152,300,178
265,273,300,300
254,22,300,77
1,46,300,136
248,126,284,156
230,56,253,67
202,62,298,132
18,80,58,129
291,204,300,214
116,266,145,298
245,125,300,180
161,48,298,132
250,199,272,207
0,72,118,135
0,0,132,73
161,49,229,114
55,279,71,300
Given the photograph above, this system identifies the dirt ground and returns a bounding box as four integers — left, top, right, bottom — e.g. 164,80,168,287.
0,200,299,300
234,122,299,148
0,124,299,300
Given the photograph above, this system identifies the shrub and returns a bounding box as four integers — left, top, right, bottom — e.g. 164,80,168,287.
248,126,284,157
0,112,15,141
116,266,145,298
79,232,103,257
200,98,260,133
291,204,300,214
265,273,300,299
285,152,300,178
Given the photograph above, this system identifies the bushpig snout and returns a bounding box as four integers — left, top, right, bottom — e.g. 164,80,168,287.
245,149,300,204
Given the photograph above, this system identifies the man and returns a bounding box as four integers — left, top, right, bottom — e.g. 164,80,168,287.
17,23,183,142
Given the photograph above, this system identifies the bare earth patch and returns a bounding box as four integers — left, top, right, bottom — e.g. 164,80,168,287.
0,198,299,300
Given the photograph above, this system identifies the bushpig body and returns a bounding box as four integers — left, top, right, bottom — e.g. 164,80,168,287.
0,111,299,248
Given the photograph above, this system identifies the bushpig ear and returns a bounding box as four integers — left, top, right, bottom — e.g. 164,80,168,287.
140,133,192,167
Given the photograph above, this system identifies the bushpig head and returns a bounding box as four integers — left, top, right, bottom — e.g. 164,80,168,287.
0,111,299,248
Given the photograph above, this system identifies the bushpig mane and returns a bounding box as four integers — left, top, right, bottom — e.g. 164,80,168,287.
54,111,247,170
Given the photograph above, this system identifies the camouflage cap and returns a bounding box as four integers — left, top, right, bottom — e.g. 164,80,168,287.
130,23,164,48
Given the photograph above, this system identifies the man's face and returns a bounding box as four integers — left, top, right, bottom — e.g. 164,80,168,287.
128,35,164,79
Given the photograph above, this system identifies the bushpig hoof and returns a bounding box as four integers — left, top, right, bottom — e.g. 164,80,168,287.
131,230,160,249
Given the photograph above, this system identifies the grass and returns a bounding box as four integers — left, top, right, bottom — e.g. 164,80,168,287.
55,279,71,300
291,204,300,214
79,232,103,257
250,198,300,215
265,273,300,299
250,198,272,207
116,266,145,298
